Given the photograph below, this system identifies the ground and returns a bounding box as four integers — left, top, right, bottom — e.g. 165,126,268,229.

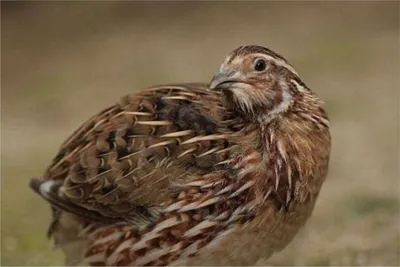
1,2,399,265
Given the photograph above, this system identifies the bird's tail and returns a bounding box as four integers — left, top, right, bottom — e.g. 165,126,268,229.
29,178,90,265
29,177,123,224
29,178,63,205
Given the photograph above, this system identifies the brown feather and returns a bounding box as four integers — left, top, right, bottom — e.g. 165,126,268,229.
30,45,331,266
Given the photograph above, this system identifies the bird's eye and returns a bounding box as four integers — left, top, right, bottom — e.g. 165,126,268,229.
254,59,266,72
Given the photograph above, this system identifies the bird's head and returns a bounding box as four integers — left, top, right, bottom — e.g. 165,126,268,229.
210,45,312,122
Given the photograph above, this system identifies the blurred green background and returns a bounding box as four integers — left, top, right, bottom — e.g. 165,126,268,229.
1,1,399,265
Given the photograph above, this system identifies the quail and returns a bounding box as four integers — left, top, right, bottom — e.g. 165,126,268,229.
30,45,331,266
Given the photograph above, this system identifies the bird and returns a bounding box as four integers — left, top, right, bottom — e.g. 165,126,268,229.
29,45,331,266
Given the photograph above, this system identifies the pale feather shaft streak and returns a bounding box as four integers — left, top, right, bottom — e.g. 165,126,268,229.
228,180,256,198
161,130,194,138
148,140,176,149
136,120,173,126
177,147,197,158
183,220,219,238
181,134,230,145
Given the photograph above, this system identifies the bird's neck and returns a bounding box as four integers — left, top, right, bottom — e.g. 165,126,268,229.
233,97,331,209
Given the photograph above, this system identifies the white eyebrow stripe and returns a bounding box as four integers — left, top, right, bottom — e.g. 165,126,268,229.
253,53,299,76
291,79,309,93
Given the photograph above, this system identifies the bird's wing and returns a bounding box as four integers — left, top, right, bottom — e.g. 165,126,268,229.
30,83,240,224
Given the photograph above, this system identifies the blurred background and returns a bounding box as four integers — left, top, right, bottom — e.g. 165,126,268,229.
1,1,399,265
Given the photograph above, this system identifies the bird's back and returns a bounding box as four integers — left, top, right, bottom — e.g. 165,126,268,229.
41,83,233,211
30,83,247,264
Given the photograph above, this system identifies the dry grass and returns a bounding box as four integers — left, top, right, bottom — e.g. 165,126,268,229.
1,2,399,265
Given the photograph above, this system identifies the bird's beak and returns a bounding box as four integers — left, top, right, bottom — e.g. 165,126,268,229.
209,70,242,91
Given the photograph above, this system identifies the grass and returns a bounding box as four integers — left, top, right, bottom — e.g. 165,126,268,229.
1,2,399,265
346,194,399,217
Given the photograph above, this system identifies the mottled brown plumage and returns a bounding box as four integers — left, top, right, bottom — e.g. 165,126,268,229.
30,45,331,266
